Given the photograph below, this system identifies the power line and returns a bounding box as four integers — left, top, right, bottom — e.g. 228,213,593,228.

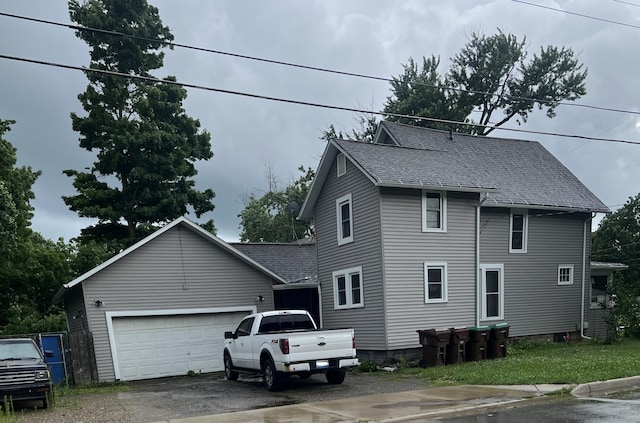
2,11,640,118
2,53,640,147
512,0,640,30
612,0,640,7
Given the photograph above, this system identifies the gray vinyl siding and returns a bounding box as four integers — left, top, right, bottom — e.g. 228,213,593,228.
382,189,479,349
65,288,88,333
81,226,273,382
480,208,590,337
314,154,385,350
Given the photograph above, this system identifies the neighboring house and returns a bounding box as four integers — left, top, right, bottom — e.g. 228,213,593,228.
232,241,321,324
588,261,628,339
54,217,287,383
299,121,610,362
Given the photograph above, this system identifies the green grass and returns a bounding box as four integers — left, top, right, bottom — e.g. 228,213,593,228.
391,338,640,386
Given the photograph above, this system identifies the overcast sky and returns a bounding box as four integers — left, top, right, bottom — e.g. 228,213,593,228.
1,0,639,242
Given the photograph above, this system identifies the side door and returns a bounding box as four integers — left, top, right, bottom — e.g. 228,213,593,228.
228,316,255,368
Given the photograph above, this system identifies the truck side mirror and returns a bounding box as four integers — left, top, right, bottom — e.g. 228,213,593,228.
224,331,237,339
44,350,55,358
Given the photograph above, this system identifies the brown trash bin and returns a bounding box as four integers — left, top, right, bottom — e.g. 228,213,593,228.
446,327,469,364
487,323,510,359
417,329,450,367
466,325,490,361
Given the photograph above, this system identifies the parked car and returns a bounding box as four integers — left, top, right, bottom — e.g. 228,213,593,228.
223,310,359,391
0,338,52,409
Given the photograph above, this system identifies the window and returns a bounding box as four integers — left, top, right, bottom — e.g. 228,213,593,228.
333,266,364,309
235,317,255,337
558,265,574,285
509,210,528,253
424,262,448,303
480,264,504,320
337,153,346,177
336,193,353,245
591,275,610,308
422,191,447,232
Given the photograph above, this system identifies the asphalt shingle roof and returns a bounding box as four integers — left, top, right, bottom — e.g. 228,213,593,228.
232,242,317,284
333,121,608,212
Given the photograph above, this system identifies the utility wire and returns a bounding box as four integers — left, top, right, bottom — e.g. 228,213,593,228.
612,0,640,7
512,0,640,29
1,11,640,117
2,53,640,147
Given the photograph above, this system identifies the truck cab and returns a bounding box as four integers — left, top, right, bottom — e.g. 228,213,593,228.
0,338,53,409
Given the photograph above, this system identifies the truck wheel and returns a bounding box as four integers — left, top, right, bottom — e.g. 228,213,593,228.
262,358,283,391
326,368,346,385
224,352,239,381
42,395,49,409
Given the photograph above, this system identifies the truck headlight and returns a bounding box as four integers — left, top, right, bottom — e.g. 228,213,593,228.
35,370,50,380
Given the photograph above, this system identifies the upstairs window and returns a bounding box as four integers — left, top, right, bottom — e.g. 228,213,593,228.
336,193,353,245
337,153,346,177
424,262,448,303
509,210,528,253
333,266,364,309
422,191,447,232
558,265,574,285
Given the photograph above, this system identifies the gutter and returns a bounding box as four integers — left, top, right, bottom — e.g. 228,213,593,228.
580,213,595,340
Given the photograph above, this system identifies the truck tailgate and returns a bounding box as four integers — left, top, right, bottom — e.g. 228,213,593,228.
286,329,354,362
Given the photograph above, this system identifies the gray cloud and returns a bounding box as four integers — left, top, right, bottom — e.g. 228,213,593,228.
1,0,638,242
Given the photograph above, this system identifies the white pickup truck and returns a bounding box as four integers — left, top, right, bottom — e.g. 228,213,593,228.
223,310,359,391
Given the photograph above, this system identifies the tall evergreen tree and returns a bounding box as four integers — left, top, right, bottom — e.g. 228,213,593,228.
64,0,215,248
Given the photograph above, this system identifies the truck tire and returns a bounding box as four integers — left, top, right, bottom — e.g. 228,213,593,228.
326,368,346,385
262,358,283,391
224,352,239,381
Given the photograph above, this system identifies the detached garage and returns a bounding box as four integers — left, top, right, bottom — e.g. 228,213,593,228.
54,217,287,383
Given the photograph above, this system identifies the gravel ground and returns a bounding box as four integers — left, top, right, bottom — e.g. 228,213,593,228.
7,371,429,423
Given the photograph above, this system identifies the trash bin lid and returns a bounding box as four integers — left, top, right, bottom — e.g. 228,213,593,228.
467,325,490,331
489,323,510,329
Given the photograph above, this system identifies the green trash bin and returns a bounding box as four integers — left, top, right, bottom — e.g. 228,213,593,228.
417,329,450,367
466,325,490,361
488,323,510,359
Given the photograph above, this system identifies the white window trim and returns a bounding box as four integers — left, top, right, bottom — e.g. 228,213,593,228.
336,193,353,245
337,153,346,177
422,191,447,233
424,262,448,303
480,264,504,321
332,266,364,310
558,264,574,286
509,209,528,253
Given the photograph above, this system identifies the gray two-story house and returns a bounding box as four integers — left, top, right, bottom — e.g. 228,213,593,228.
299,121,610,362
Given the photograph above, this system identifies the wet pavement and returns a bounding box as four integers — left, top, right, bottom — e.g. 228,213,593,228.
152,384,568,423
149,376,640,423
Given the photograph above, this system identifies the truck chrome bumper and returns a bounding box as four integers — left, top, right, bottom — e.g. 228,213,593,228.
338,358,360,368
281,357,360,373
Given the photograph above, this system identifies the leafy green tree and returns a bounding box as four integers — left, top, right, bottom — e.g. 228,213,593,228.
0,119,40,251
592,193,640,338
333,29,587,139
239,166,315,242
0,119,69,334
64,0,215,250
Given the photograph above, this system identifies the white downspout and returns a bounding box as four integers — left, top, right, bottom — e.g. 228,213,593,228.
581,213,595,340
476,194,487,327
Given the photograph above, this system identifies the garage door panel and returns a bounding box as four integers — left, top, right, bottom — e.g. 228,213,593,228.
112,311,249,381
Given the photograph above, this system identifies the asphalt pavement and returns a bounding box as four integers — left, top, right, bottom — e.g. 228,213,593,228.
151,376,640,423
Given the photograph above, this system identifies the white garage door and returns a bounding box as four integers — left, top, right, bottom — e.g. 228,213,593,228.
112,311,248,381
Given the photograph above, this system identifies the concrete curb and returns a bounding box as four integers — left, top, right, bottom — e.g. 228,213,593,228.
572,376,640,397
